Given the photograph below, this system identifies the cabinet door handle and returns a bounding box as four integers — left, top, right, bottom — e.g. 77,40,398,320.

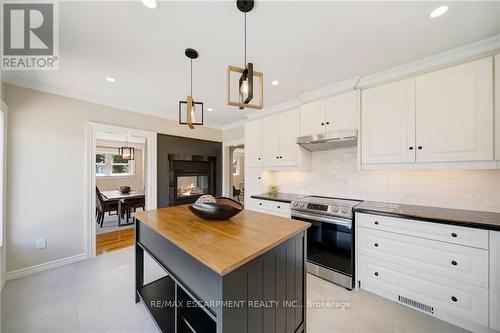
321,122,325,126
258,157,261,160
417,146,423,150
451,232,457,238
277,206,281,209
374,243,379,247
326,121,330,125
279,156,283,159
258,177,261,180
409,146,414,150
451,296,458,302
451,260,458,266
259,203,262,206
374,221,379,225
276,156,279,159
374,272,379,277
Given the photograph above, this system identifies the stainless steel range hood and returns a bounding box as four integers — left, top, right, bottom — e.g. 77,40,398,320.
296,129,358,152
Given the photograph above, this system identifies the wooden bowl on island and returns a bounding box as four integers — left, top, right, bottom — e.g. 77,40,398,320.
189,196,243,221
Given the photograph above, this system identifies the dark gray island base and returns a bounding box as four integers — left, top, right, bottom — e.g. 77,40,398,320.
134,206,310,333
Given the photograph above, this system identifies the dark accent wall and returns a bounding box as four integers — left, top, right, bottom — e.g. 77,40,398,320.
157,134,222,208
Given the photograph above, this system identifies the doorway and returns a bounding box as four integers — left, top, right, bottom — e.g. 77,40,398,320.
85,123,157,258
229,145,245,205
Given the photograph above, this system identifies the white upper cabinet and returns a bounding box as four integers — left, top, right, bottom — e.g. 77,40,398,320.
257,108,310,170
300,91,359,137
299,100,325,137
415,57,493,162
261,114,280,167
244,119,262,167
325,90,359,132
279,108,301,166
495,54,500,160
362,78,416,164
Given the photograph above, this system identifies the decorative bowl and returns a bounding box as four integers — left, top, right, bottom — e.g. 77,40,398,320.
119,186,131,194
189,196,243,221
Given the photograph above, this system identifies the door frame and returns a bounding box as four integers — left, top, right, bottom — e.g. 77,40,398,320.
85,122,157,258
0,100,7,290
222,139,244,197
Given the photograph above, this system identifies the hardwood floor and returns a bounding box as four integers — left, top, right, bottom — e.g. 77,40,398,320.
96,228,134,255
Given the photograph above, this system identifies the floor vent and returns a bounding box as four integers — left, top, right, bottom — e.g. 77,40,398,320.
398,295,434,314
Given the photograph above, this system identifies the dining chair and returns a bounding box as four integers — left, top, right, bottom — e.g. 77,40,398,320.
96,187,119,227
233,185,241,202
120,197,145,224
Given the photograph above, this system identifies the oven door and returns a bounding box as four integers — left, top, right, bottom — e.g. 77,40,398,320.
291,212,353,276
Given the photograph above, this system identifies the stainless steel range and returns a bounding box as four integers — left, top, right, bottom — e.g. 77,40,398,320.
290,196,362,289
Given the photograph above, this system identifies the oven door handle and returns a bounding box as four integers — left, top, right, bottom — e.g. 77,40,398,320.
291,212,352,229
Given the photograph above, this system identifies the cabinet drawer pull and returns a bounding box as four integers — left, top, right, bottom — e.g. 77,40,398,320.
417,146,423,150
374,243,379,247
409,146,414,150
258,157,261,160
374,272,379,277
259,203,262,206
374,221,379,225
321,122,325,126
326,121,330,125
451,296,458,302
277,205,281,209
451,260,458,266
258,177,261,180
451,232,457,238
276,156,279,159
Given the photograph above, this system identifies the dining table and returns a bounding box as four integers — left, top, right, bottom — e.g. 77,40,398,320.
101,189,145,226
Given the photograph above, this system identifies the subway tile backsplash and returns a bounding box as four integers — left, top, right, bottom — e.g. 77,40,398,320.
264,148,500,213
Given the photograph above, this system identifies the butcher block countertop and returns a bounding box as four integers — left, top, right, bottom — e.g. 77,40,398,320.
134,205,310,276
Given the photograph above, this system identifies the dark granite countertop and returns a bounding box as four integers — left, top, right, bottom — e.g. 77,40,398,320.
251,193,306,203
354,201,500,231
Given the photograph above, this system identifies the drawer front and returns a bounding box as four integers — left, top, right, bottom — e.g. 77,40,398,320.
254,200,291,214
356,213,488,249
358,228,488,288
358,255,488,327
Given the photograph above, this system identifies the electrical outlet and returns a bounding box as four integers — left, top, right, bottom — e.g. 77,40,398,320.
36,238,47,250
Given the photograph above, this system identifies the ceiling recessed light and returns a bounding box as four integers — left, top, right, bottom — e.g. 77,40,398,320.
430,5,448,18
141,0,157,9
271,80,280,86
105,77,116,83
207,108,213,112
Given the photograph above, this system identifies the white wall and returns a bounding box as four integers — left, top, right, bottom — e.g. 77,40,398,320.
266,148,500,213
4,84,222,274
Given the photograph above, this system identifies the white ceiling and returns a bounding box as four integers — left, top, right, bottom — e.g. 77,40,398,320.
3,1,500,128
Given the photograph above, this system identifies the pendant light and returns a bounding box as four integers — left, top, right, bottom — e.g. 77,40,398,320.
118,135,135,160
179,48,204,129
227,0,263,110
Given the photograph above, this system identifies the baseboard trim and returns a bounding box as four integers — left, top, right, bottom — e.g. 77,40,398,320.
6,253,88,281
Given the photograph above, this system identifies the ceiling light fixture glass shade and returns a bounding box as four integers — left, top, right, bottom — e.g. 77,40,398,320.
179,48,204,129
118,136,135,160
227,0,263,110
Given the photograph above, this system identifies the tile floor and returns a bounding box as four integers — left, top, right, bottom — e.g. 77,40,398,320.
1,247,468,333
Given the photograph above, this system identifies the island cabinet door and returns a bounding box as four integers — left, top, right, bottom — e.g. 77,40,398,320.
220,232,306,333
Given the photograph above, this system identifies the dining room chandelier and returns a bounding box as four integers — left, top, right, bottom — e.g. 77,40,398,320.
227,0,263,110
118,135,135,160
179,48,204,129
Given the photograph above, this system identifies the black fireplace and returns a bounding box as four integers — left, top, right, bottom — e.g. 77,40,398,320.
168,154,216,206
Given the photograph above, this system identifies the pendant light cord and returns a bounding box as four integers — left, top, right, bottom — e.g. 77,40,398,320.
244,12,247,65
190,59,193,97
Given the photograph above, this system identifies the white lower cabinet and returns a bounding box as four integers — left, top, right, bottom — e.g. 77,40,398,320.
490,231,500,331
356,212,498,332
248,198,291,218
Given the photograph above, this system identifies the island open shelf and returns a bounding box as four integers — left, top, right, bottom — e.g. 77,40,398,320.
134,205,310,333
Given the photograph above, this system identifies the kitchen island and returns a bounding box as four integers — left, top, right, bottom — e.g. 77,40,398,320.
134,205,310,333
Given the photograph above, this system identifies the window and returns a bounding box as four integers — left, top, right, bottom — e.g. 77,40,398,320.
96,150,135,177
232,157,240,176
